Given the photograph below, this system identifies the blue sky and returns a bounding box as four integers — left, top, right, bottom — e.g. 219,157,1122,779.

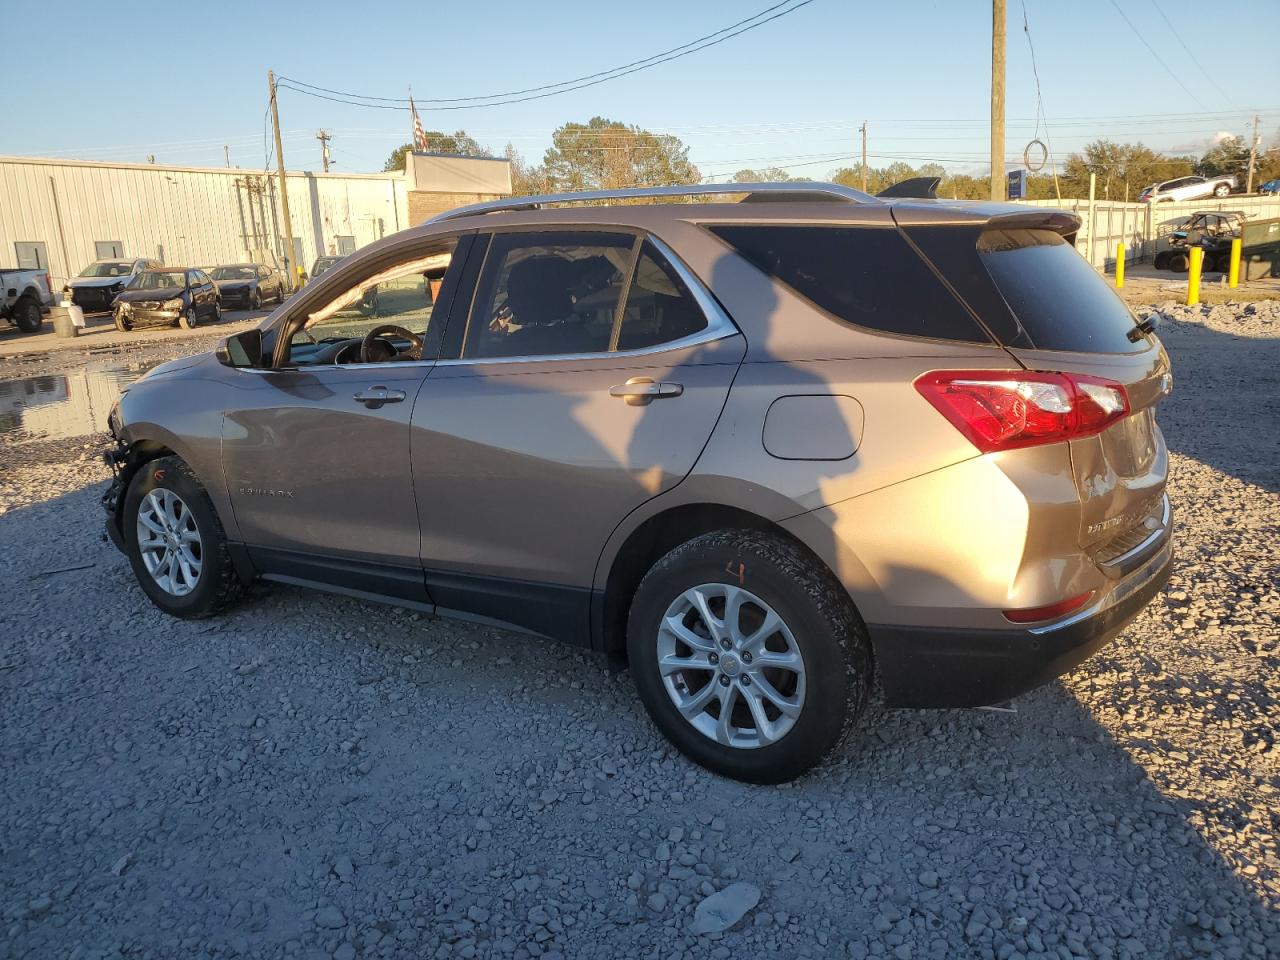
5,0,1277,177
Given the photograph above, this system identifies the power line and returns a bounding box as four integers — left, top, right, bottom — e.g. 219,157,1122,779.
283,0,803,106
1148,0,1232,105
1106,0,1207,110
276,0,818,112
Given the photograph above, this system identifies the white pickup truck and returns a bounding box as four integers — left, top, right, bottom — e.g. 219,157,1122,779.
1139,174,1237,203
1,268,53,333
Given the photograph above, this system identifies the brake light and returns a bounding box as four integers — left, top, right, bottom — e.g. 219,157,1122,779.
914,370,1129,452
1004,591,1094,624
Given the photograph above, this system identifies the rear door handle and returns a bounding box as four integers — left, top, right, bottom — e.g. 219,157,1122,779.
609,377,684,406
354,385,406,407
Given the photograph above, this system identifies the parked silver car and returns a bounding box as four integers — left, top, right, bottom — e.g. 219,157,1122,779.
101,183,1173,782
1139,174,1236,203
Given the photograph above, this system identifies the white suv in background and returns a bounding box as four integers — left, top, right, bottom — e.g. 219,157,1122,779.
1139,174,1237,203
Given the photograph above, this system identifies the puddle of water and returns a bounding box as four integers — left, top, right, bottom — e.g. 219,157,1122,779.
0,364,153,439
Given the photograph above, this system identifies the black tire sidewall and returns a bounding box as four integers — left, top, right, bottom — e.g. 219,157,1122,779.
627,534,863,783
15,300,42,333
123,459,228,618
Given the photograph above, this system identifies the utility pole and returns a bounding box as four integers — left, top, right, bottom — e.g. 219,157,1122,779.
317,129,332,173
267,70,296,292
224,145,230,167
990,0,1006,201
1245,114,1260,194
859,122,868,193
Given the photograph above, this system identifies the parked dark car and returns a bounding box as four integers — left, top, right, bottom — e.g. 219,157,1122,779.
210,263,283,310
310,255,343,280
113,268,220,331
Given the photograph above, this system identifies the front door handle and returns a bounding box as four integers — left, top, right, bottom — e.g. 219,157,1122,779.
609,377,684,406
354,385,406,408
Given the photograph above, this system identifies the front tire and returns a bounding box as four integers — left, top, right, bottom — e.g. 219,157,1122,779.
113,308,133,332
123,456,241,619
1214,183,1231,197
13,298,43,333
250,289,262,311
1153,251,1171,270
178,307,196,329
627,530,872,783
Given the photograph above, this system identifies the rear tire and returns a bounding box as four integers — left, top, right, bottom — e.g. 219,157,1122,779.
13,298,43,333
627,529,872,783
1153,251,1171,270
123,456,241,619
1169,252,1189,273
1214,183,1231,197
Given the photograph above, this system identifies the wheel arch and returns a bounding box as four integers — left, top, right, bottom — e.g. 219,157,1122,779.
593,499,868,661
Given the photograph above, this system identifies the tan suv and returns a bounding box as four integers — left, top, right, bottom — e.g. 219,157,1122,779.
102,183,1173,783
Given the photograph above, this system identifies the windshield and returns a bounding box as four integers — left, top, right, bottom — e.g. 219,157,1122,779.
212,266,256,281
80,261,132,278
130,271,187,290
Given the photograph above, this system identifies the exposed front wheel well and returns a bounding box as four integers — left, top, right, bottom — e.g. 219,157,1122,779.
599,503,846,660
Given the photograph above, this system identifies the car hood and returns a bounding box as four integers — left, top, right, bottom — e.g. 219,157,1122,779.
214,279,256,289
115,287,186,304
69,276,131,288
134,352,209,383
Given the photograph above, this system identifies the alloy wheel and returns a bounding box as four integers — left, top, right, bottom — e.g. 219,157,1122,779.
135,489,203,596
656,583,806,749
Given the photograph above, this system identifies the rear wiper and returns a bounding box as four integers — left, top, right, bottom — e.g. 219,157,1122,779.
1126,315,1159,343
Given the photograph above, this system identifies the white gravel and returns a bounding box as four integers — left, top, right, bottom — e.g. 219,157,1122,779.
0,300,1277,959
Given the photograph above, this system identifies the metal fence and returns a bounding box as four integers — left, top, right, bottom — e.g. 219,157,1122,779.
1016,195,1280,270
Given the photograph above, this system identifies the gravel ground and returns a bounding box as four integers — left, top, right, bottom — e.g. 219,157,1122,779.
1,301,1277,959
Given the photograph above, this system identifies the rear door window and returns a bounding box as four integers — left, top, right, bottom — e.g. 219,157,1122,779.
615,240,708,351
706,225,991,344
464,232,633,360
977,228,1146,354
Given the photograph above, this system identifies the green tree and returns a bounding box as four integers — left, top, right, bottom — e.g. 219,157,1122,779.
1060,140,1193,200
1196,135,1250,178
504,144,547,196
730,166,797,183
383,130,490,172
541,117,699,192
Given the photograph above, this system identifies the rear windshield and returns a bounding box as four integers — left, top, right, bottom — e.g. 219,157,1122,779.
707,225,991,344
977,229,1145,353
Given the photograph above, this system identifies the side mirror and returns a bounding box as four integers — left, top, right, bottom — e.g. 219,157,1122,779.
216,328,263,368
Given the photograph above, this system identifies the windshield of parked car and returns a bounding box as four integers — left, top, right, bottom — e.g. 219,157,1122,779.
130,271,187,290
80,261,132,278
212,266,257,280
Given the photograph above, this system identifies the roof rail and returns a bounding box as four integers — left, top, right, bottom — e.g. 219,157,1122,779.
427,181,880,223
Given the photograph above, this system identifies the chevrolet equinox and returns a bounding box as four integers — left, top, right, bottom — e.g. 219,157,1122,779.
103,182,1173,783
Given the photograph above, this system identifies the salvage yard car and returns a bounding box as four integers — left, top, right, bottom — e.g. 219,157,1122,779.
65,257,160,312
1138,174,1236,203
101,183,1173,783
112,267,220,331
1,266,53,333
211,263,284,310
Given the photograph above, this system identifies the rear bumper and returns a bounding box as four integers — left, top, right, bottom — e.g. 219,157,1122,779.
869,538,1172,708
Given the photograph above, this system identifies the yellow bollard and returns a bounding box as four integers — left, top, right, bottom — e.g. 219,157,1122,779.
1115,242,1125,288
1228,237,1241,288
1187,247,1202,306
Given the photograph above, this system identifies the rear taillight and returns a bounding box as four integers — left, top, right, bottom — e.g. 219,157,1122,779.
914,370,1130,453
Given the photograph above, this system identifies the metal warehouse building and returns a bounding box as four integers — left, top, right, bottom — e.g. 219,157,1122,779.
0,153,511,290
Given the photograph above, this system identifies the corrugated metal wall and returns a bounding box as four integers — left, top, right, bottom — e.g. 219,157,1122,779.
0,156,411,289
1016,195,1280,269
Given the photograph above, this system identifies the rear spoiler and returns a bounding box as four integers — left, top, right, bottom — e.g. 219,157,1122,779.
877,176,941,199
987,210,1082,247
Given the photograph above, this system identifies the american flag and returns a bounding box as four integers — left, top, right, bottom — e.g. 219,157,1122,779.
409,95,429,152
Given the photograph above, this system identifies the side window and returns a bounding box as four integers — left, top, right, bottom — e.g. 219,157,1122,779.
464,232,633,360
615,240,709,351
708,225,991,344
291,241,456,361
